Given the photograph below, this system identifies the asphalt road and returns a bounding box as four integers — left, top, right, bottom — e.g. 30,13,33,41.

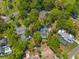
68,45,79,59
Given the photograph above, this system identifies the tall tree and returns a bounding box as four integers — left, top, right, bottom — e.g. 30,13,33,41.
43,0,54,10
47,34,60,51
33,32,42,46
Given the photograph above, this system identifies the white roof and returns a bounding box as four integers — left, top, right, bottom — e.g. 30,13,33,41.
58,29,75,43
3,46,12,54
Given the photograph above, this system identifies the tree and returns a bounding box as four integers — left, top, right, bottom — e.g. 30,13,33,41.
72,0,79,18
43,0,54,10
0,19,5,33
62,52,68,59
55,0,76,19
33,32,42,46
47,34,60,51
18,0,31,18
58,19,74,30
55,0,76,11
45,8,61,25
33,20,42,30
3,28,17,46
30,0,42,10
27,9,38,22
0,18,10,33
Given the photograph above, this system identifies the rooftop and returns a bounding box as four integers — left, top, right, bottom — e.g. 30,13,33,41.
15,25,26,35
0,37,8,46
58,29,75,43
39,26,51,39
41,45,59,59
39,10,48,20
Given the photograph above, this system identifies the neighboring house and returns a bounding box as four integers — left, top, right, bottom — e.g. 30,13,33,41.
0,36,12,56
58,29,75,43
16,25,26,35
39,26,51,39
1,46,12,54
23,47,40,59
40,27,48,39
0,37,8,46
20,34,26,40
15,25,26,40
33,47,40,59
41,44,59,59
33,55,40,59
23,50,31,59
39,10,48,20
15,25,32,40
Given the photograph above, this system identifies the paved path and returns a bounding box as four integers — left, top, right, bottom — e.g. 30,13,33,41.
68,45,79,59
0,0,3,2
74,40,79,44
72,56,75,59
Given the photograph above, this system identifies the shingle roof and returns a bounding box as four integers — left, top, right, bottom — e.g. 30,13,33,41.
39,10,48,20
0,38,8,46
16,25,26,35
40,27,48,38
41,46,59,59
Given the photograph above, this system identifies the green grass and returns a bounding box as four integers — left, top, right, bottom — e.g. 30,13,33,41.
65,42,78,52
75,52,79,59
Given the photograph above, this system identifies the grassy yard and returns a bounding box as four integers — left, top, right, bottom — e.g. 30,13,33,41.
60,42,78,53
75,52,79,59
65,42,77,52
0,55,9,59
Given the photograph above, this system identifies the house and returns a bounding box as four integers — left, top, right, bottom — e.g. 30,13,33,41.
41,44,59,59
23,47,40,59
0,46,12,56
0,36,12,56
15,25,26,35
20,34,26,40
15,25,26,40
15,25,32,40
40,26,52,39
33,55,40,59
58,29,75,43
39,10,48,20
40,27,48,39
2,46,12,54
23,50,31,59
0,36,8,46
